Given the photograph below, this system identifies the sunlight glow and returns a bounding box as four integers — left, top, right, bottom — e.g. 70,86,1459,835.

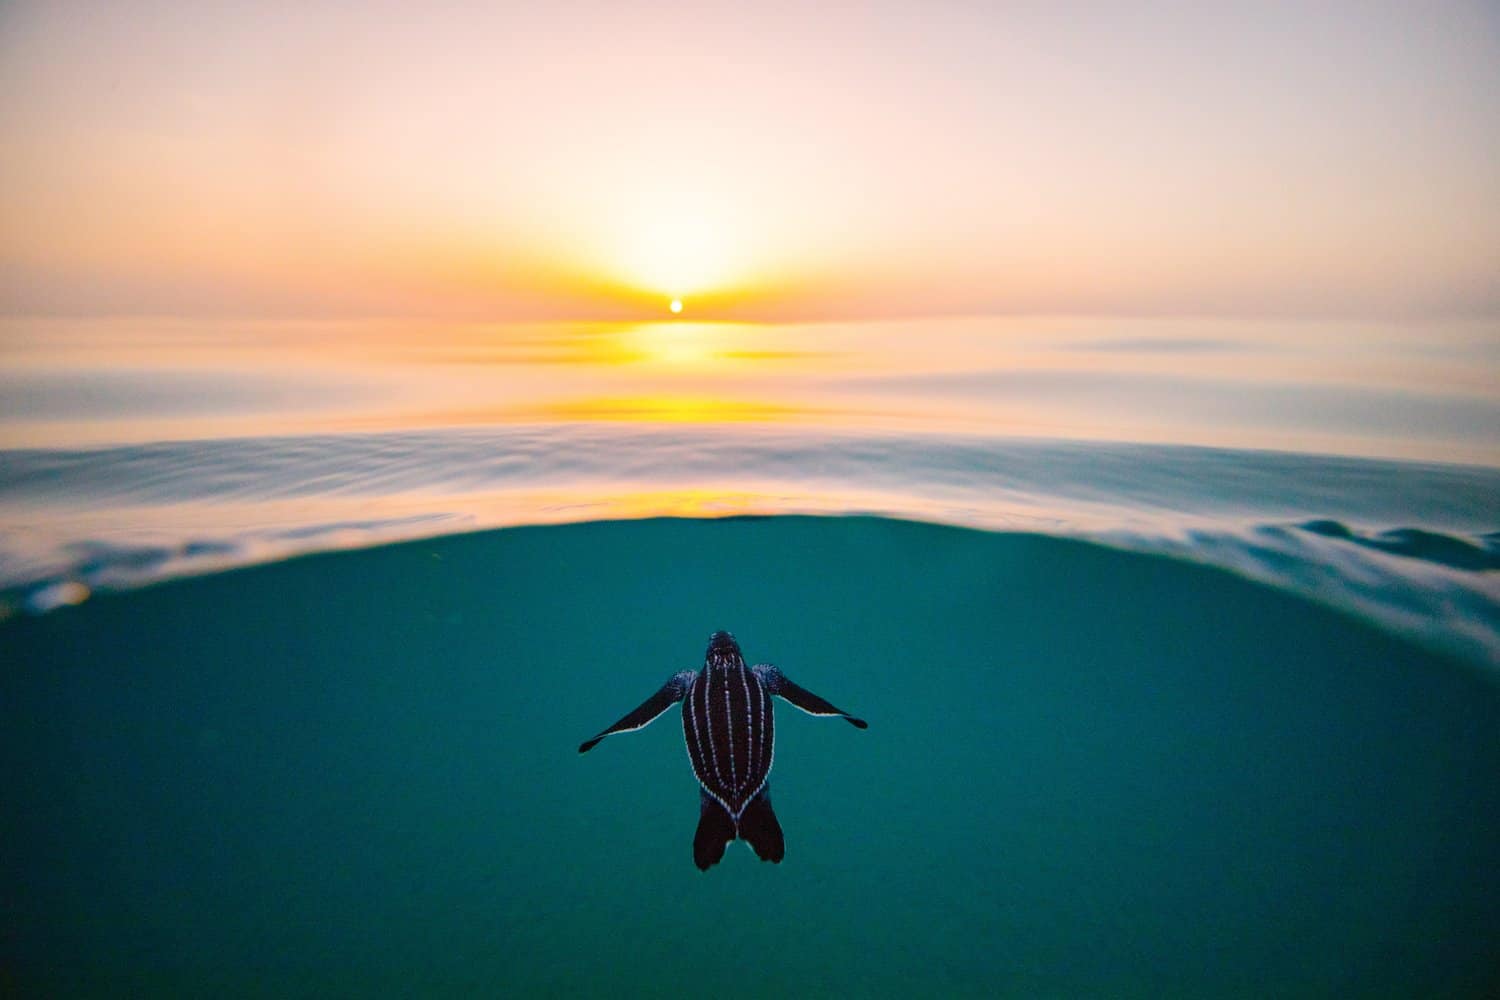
601,190,753,301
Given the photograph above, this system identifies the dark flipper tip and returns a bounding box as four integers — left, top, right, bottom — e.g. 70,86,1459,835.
739,790,785,864
847,717,868,729
578,738,602,754
694,799,736,871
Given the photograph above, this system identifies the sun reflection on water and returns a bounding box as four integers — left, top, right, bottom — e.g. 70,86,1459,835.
528,395,811,424
623,322,727,366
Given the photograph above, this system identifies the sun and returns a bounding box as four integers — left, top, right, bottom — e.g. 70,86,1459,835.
669,299,683,314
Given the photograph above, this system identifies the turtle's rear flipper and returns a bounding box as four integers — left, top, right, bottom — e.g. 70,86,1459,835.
693,795,735,871
739,788,784,864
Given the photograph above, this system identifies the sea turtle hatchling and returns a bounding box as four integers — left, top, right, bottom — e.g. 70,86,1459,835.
579,631,868,869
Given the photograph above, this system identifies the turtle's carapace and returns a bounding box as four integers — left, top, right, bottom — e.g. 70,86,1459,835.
578,631,867,870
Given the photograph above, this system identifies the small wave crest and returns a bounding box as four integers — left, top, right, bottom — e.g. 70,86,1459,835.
1109,522,1500,669
1298,520,1500,571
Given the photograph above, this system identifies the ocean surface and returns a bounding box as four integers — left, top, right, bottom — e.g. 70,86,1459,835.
3,315,1498,995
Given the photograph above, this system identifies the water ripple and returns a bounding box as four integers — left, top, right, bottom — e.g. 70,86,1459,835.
2,426,1496,666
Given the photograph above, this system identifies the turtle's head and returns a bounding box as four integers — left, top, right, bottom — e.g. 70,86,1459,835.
706,630,743,668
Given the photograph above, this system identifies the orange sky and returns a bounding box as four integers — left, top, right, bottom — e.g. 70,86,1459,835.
2,1,1498,322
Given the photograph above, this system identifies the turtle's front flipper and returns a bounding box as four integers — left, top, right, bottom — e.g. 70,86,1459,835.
693,792,736,871
579,670,696,753
752,664,868,729
738,787,784,864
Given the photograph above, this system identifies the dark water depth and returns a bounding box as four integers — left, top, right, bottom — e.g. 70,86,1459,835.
5,516,1498,997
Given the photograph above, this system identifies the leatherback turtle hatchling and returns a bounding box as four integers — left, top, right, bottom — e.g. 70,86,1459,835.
579,631,868,870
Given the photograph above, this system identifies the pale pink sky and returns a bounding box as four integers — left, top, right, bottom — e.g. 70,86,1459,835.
2,0,1497,321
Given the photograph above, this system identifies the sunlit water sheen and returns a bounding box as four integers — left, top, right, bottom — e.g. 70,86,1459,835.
4,314,1497,459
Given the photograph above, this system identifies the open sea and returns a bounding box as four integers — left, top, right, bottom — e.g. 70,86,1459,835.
3,315,1498,996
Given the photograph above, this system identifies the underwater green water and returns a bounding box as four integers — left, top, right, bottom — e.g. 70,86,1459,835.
5,516,1499,997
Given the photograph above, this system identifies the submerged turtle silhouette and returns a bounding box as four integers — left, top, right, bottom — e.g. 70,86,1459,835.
579,631,868,870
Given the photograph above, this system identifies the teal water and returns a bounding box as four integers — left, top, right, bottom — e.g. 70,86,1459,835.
6,516,1499,996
